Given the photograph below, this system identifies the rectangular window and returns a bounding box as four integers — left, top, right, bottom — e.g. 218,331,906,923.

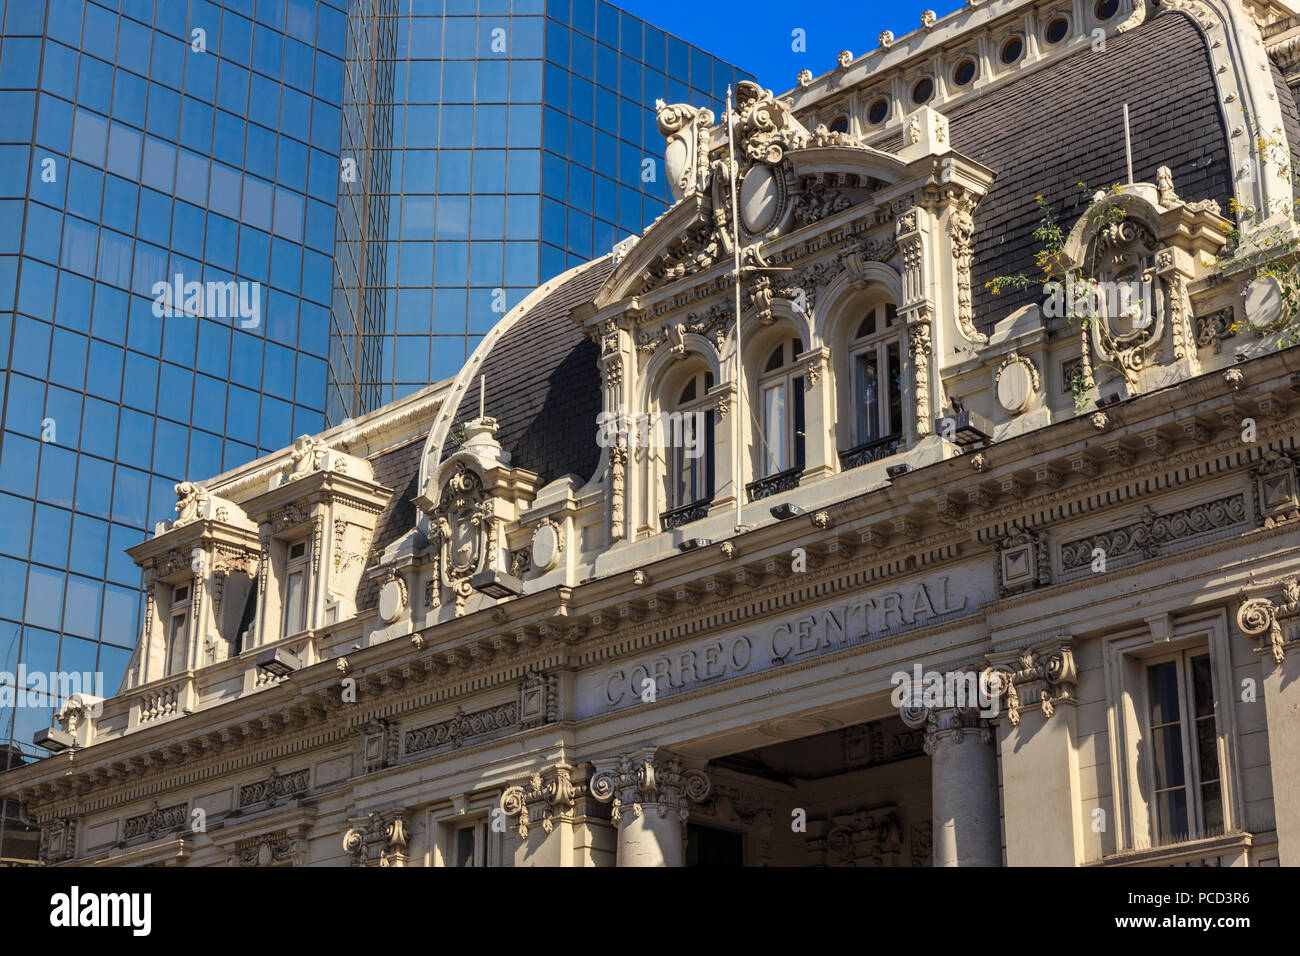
1146,651,1222,843
855,351,879,443
167,609,188,674
443,818,507,867
455,825,476,867
852,340,904,445
762,382,786,477
282,540,309,637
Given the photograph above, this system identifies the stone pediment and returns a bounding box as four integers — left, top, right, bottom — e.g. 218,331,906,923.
597,85,976,307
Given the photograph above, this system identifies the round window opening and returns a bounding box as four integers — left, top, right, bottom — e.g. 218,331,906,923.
911,77,934,104
1096,0,1119,20
867,98,889,124
829,115,849,133
1045,16,1069,44
953,59,977,86
1001,37,1024,64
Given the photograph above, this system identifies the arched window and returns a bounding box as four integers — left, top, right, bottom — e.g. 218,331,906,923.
758,336,806,480
660,367,715,530
841,302,903,469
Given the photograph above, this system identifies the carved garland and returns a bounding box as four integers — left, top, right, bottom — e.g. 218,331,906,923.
948,197,988,346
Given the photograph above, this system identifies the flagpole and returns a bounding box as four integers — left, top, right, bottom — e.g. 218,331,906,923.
727,86,745,534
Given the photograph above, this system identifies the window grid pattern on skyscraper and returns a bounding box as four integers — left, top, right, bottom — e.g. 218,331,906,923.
0,0,347,762
324,0,750,415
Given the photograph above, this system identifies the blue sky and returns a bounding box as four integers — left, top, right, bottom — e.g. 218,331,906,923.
615,0,966,92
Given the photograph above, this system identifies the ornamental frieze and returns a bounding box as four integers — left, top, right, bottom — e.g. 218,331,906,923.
403,700,520,756
228,829,304,867
808,806,903,866
1059,494,1247,577
237,767,310,809
122,802,188,842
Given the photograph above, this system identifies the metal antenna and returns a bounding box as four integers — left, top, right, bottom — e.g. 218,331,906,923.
1122,103,1134,185
727,86,745,534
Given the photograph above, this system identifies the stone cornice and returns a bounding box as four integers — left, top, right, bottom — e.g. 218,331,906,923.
7,349,1299,819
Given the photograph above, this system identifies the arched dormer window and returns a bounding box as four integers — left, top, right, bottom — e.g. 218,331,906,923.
660,367,715,530
840,301,904,470
758,336,806,481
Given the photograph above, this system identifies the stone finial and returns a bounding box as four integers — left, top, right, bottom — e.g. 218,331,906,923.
837,49,853,68
878,31,893,48
921,9,937,28
797,68,812,87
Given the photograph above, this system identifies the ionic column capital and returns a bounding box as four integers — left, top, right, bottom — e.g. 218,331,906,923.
590,747,711,824
900,704,993,756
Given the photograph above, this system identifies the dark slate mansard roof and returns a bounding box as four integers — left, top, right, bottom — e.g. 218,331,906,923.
354,259,615,611
352,9,1277,612
869,10,1237,335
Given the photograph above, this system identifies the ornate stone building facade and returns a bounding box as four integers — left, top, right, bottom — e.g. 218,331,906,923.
5,0,1300,866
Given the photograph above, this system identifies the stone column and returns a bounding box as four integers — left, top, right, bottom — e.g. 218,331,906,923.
590,748,711,867
1239,583,1300,865
904,705,1001,866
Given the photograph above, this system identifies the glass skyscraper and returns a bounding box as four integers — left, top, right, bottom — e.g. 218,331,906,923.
327,0,749,419
0,0,746,860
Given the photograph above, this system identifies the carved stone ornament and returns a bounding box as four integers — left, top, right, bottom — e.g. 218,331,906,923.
377,571,409,624
429,461,496,616
590,750,712,827
1083,219,1166,390
797,69,813,88
500,765,583,840
899,705,993,754
229,829,303,867
238,766,310,809
342,808,409,867
286,433,326,480
39,817,77,865
909,321,933,437
983,640,1078,727
1253,453,1300,528
404,700,520,755
949,197,989,346
272,501,310,532
172,482,211,529
1060,495,1247,573
530,517,565,572
994,525,1050,597
122,802,188,842
610,446,627,543
733,80,815,166
655,100,714,202
809,806,903,866
995,350,1041,414
1237,576,1300,664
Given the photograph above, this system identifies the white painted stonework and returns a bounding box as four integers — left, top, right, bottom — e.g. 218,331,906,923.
5,0,1300,870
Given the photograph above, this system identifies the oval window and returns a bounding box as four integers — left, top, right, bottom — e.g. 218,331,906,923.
867,98,889,124
1096,0,1119,20
953,59,977,86
1000,37,1024,64
912,77,934,104
1045,16,1069,44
